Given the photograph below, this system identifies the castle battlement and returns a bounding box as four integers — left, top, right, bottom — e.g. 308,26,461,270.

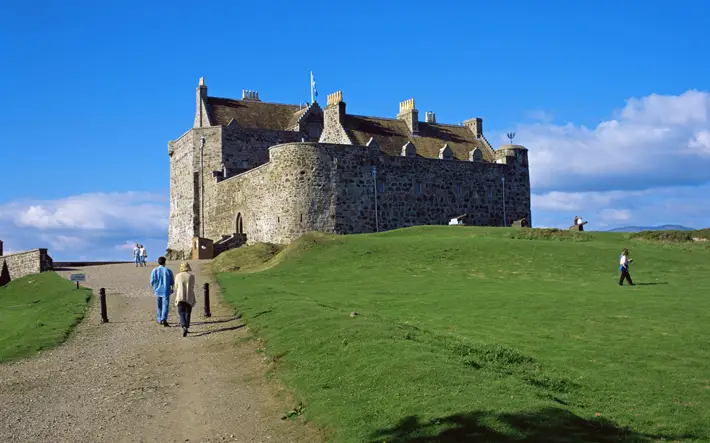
166,78,531,259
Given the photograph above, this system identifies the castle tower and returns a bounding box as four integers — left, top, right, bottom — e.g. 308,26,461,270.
397,98,419,134
464,117,483,138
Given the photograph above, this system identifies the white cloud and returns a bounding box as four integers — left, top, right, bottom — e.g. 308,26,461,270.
39,234,88,251
525,110,554,123
502,89,710,193
0,191,168,261
688,130,710,157
115,241,138,251
0,192,168,232
532,183,710,230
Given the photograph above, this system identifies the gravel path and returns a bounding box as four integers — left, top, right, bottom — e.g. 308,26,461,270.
0,261,323,443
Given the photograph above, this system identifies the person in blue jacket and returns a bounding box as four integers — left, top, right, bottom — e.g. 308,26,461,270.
618,248,634,286
150,256,175,326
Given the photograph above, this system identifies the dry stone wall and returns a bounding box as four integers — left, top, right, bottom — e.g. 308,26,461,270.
0,249,53,284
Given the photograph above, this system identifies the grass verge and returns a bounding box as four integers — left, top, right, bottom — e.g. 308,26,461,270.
0,272,92,362
218,226,710,442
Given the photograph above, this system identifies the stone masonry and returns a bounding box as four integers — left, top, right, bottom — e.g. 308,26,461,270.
166,78,531,259
0,245,54,286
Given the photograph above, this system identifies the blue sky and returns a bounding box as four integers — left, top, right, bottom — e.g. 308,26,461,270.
1,0,709,260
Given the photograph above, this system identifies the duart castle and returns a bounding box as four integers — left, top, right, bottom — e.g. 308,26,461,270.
166,78,531,259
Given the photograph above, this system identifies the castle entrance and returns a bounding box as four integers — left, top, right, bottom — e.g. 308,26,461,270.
235,212,244,234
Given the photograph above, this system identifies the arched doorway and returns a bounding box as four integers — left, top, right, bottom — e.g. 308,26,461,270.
235,212,244,234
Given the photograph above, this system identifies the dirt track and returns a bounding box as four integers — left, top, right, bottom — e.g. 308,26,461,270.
0,261,322,443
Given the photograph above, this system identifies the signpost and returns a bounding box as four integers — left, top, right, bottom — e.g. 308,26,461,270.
69,273,86,289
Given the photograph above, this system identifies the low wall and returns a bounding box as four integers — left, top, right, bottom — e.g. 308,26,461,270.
0,249,54,285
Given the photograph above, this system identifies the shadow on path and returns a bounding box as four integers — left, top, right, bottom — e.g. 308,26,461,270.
368,408,697,443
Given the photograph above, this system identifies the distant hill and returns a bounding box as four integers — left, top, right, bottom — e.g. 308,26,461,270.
606,225,694,233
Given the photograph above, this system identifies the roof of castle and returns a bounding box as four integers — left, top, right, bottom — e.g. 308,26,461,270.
205,95,495,161
208,97,303,130
343,116,495,161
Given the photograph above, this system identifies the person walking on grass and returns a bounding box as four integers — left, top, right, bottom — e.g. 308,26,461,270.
619,248,634,286
133,243,141,267
174,261,196,337
150,256,175,326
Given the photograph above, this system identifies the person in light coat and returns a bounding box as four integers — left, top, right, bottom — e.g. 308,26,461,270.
175,261,197,337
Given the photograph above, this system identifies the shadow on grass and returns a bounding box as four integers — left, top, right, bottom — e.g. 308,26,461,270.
191,324,244,337
191,315,241,326
634,282,668,286
368,408,696,443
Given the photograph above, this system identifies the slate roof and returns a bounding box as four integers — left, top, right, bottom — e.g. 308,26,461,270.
205,95,494,161
343,115,495,161
207,97,303,130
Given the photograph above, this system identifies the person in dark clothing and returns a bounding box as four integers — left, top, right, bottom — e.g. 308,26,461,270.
618,248,634,286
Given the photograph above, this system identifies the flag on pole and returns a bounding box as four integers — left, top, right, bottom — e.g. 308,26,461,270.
310,71,318,103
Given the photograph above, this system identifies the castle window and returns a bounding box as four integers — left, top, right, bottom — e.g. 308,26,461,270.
455,184,462,198
415,182,422,195
377,179,385,193
487,187,493,201
277,216,280,224
300,213,303,223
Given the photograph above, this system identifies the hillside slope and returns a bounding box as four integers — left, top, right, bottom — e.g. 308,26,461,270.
607,224,694,232
217,227,710,442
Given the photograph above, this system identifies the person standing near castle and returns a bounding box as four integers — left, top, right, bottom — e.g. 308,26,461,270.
150,256,175,326
174,261,196,337
133,243,141,267
618,248,634,286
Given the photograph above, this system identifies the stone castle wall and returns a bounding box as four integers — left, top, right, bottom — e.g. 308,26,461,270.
0,249,54,285
172,142,530,255
167,130,196,256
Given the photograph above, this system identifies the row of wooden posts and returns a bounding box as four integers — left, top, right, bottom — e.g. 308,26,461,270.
90,284,212,324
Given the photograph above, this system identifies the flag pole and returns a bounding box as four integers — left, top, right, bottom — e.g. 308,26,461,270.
310,71,314,105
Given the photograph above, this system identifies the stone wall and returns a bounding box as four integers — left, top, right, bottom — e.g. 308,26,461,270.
203,143,339,245
197,142,530,249
0,249,53,285
167,130,196,257
220,124,304,174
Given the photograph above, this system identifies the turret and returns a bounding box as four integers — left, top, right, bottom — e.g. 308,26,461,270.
494,144,528,168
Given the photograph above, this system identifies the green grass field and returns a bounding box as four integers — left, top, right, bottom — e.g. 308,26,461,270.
217,227,710,442
0,272,92,362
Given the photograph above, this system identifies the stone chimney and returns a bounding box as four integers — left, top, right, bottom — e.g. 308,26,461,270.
193,77,212,128
241,90,261,101
319,91,352,144
397,98,419,134
464,117,483,138
425,112,436,123
325,91,346,124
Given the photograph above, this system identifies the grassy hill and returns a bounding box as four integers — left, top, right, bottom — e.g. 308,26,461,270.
216,227,710,442
0,272,92,362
